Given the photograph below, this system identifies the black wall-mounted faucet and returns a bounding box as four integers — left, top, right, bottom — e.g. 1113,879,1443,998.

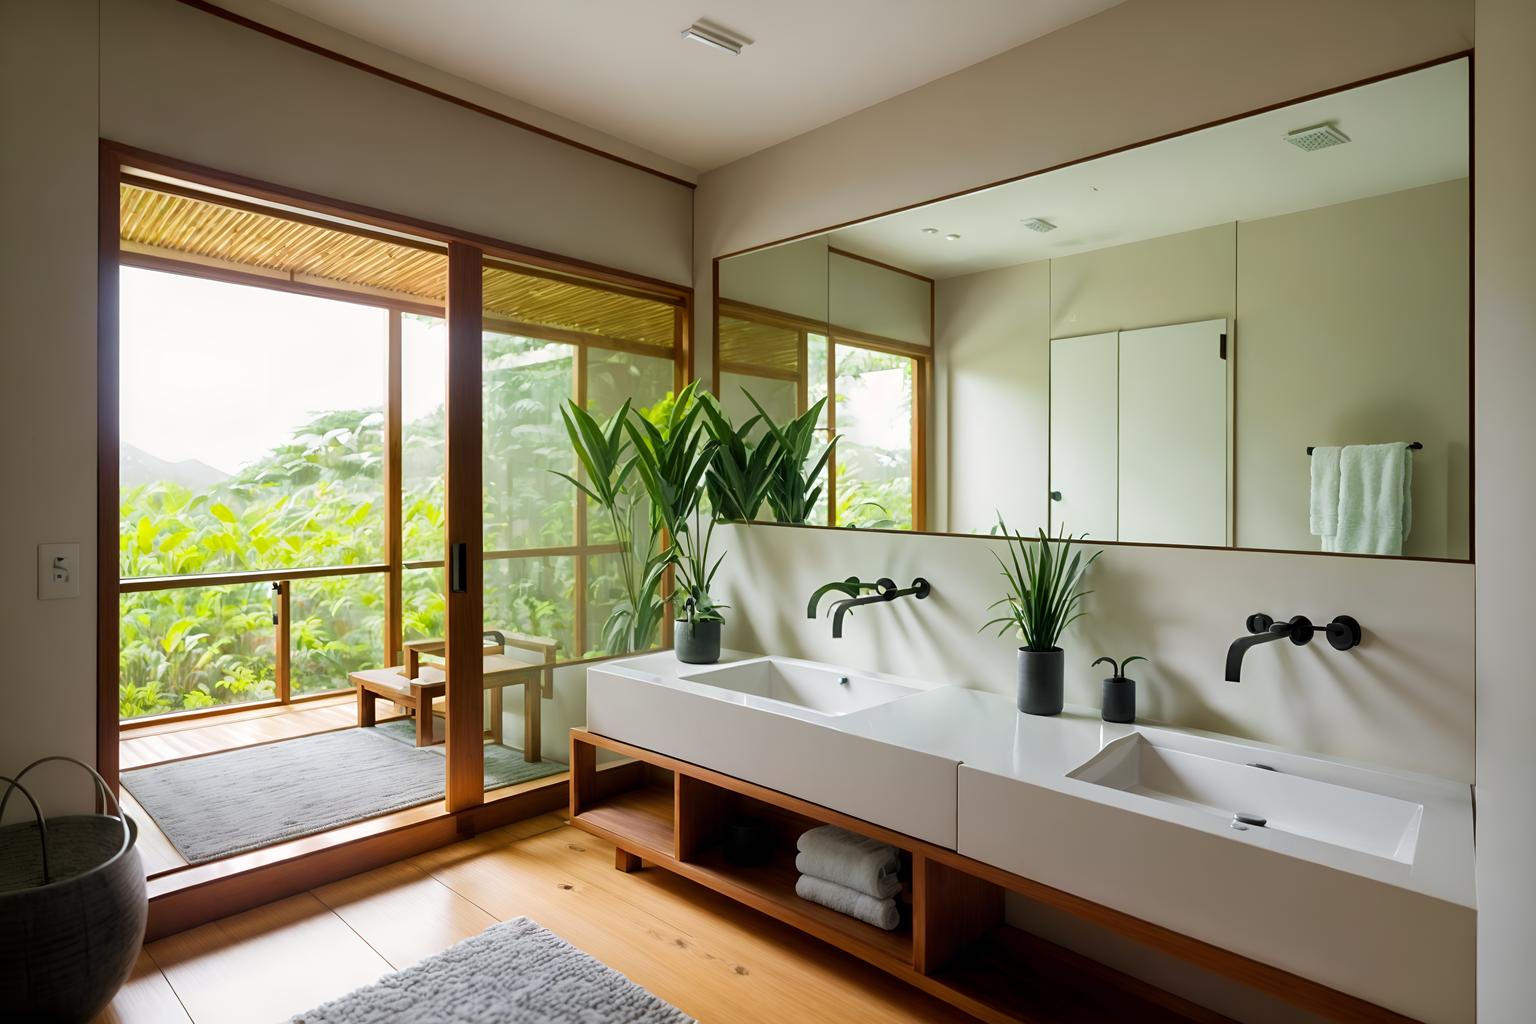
807,577,885,619
829,577,931,638
1225,613,1362,682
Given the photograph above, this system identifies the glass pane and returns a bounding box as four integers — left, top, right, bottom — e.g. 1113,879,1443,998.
484,555,576,660
290,572,386,696
402,313,446,564
585,550,656,658
482,331,576,552
834,345,914,530
118,582,274,720
584,349,674,546
119,267,387,577
719,371,796,441
804,334,831,526
402,566,446,645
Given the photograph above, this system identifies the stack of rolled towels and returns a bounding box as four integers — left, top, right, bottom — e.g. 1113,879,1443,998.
793,824,902,931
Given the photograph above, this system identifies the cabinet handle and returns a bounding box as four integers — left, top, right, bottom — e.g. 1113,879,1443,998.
1050,491,1063,502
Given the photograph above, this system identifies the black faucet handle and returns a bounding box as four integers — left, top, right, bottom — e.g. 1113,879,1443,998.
1323,615,1362,651
1245,613,1276,634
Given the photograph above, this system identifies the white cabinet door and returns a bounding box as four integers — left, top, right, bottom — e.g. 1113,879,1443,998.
1049,332,1118,541
1118,319,1230,546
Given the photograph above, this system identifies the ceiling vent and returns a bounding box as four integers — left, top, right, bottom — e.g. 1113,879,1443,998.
681,22,747,55
1284,123,1350,152
1022,217,1057,233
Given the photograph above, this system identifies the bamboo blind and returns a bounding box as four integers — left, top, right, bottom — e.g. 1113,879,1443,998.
120,182,677,351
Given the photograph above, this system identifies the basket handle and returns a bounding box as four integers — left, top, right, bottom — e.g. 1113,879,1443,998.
0,756,131,883
0,774,50,884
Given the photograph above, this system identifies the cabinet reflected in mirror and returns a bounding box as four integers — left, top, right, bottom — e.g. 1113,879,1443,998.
714,57,1469,560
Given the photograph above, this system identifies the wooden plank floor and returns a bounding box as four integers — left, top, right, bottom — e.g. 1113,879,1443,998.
97,813,979,1024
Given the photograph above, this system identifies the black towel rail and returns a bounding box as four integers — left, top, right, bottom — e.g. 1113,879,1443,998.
1306,442,1422,456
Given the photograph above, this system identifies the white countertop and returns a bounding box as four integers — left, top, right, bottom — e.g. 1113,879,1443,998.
599,650,1475,909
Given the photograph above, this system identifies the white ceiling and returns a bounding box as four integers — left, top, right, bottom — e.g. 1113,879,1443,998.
260,0,1125,172
826,59,1469,279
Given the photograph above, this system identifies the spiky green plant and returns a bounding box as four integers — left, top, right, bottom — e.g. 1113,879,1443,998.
748,392,837,525
697,394,778,523
981,517,1100,652
552,397,667,652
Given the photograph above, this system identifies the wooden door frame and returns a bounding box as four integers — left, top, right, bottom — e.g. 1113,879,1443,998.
97,141,694,794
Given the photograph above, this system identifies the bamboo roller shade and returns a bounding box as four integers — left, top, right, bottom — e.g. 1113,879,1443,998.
120,183,675,351
718,315,799,373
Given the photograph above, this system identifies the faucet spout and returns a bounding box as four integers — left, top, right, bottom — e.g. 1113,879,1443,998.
807,577,874,619
1225,614,1312,682
828,577,930,638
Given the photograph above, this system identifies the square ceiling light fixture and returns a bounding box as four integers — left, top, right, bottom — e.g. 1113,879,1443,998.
1285,122,1351,152
681,22,748,55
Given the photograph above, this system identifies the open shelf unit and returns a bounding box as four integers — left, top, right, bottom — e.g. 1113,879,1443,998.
569,728,1229,1024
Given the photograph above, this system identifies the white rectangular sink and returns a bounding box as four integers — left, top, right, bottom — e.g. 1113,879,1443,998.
1069,731,1424,864
676,658,922,716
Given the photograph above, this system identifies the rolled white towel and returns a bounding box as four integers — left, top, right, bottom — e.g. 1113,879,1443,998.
795,825,901,900
795,874,901,931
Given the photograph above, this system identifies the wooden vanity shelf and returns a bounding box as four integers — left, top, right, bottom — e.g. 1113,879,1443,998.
569,728,1419,1024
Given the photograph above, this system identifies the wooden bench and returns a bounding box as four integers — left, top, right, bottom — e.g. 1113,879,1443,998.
349,631,555,762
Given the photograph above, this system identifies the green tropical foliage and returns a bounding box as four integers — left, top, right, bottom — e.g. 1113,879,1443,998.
119,318,672,721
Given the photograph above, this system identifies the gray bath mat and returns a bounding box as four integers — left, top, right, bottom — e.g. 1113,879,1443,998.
122,722,564,864
291,917,694,1023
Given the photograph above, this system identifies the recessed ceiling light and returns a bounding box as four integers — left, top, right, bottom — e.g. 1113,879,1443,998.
945,233,961,241
681,22,746,55
1022,218,1057,233
922,227,939,235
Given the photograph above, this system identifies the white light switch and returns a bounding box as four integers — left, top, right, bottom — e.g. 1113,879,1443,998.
38,543,80,600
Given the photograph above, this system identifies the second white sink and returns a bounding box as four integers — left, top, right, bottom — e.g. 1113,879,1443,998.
676,657,923,716
1068,731,1424,863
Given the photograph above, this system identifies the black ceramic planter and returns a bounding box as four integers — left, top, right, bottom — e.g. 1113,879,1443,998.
675,619,721,664
1017,648,1064,715
1101,676,1136,723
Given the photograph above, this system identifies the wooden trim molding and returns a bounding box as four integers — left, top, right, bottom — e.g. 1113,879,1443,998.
168,0,695,190
828,245,934,284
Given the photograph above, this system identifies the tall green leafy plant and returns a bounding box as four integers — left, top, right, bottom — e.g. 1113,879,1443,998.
624,382,726,625
981,517,1100,652
748,393,837,525
698,396,778,523
553,398,668,653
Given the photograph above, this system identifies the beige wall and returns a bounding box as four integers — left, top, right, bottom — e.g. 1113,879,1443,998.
0,0,694,810
1238,180,1470,558
828,252,931,346
715,522,1474,780
0,0,102,812
934,262,1050,533
1050,223,1236,338
102,0,692,287
1474,0,1536,1018
717,235,828,324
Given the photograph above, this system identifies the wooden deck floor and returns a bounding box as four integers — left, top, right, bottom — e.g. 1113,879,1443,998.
97,813,976,1024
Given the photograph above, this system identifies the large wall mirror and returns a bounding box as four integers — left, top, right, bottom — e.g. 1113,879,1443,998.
714,57,1470,560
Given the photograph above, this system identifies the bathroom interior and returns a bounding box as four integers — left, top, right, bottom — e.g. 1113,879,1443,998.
2,1,1532,1023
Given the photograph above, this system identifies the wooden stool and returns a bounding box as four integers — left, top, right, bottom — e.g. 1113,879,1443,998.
350,631,555,762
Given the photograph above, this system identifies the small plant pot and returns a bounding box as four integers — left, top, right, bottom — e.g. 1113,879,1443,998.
1017,648,1064,716
1101,676,1136,723
675,619,721,665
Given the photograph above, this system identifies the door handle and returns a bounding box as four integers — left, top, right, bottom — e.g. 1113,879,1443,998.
1050,491,1062,502
449,543,467,593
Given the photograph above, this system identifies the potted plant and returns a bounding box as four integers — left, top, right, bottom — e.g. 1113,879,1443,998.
982,518,1100,716
625,382,729,664
1092,655,1146,724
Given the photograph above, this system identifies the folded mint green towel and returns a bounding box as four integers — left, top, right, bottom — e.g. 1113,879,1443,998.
1334,443,1414,555
1309,446,1342,549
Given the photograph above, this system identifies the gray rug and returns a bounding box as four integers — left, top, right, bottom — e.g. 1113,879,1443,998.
122,722,564,864
290,917,694,1024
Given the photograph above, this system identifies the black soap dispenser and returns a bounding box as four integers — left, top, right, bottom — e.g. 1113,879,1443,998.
1093,656,1145,724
